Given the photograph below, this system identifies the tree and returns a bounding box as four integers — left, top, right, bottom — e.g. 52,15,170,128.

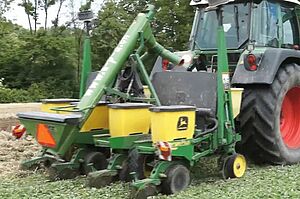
91,0,131,69
0,20,78,98
39,0,56,29
52,0,66,28
19,0,35,33
0,0,195,101
80,0,94,12
153,0,195,50
0,0,14,17
91,0,195,69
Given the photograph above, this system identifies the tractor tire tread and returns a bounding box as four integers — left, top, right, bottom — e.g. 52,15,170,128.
237,64,300,164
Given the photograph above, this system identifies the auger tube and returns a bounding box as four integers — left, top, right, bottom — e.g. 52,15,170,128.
77,5,182,121
57,5,182,156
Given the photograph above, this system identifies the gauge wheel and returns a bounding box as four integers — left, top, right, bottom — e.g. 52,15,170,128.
160,163,191,195
223,153,247,179
82,151,108,175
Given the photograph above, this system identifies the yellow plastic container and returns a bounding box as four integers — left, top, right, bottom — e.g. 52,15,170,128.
150,105,196,143
108,103,152,137
80,102,110,132
231,88,244,118
41,99,79,114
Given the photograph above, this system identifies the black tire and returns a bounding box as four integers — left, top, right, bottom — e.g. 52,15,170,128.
123,148,153,182
161,164,191,195
128,148,147,180
118,158,130,182
238,63,300,164
82,151,108,175
222,154,247,179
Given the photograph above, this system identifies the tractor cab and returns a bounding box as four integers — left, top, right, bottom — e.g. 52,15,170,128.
189,0,300,72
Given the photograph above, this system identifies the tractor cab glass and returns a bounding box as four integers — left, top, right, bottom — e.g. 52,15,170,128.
194,3,250,50
251,1,279,47
252,1,299,47
193,0,300,50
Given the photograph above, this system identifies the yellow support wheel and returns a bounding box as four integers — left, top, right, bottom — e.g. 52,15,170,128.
223,153,247,179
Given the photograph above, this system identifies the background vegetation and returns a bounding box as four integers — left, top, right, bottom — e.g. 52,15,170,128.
0,0,194,103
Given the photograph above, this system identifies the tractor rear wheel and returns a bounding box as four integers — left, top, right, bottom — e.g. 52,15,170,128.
238,63,300,164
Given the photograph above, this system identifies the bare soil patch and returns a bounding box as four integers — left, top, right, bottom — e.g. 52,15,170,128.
0,131,41,178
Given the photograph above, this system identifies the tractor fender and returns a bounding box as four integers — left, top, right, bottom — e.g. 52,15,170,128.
232,48,300,85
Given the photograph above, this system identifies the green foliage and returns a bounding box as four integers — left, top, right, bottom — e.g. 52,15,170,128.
2,163,300,198
0,0,195,102
0,19,78,102
18,1,35,17
91,0,132,69
0,83,51,103
80,0,94,11
0,0,14,17
153,0,195,50
91,0,194,69
122,0,195,50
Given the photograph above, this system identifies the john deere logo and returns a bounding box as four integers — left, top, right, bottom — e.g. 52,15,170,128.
177,116,188,131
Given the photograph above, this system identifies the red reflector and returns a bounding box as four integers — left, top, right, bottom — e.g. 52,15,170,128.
162,59,169,71
247,54,256,65
247,54,258,71
12,124,26,139
37,124,56,148
249,64,258,71
157,141,172,161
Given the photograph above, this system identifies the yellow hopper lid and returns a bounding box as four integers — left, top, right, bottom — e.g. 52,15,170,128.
108,103,152,109
150,105,196,112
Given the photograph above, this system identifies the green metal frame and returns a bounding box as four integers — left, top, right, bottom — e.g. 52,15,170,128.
19,5,184,179
45,5,182,159
21,3,181,163
131,6,241,191
20,104,109,171
80,34,92,98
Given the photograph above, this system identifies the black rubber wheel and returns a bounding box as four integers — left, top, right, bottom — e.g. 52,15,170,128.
126,148,154,182
128,148,147,180
238,63,300,164
82,151,108,175
118,158,130,182
222,154,247,179
160,164,191,195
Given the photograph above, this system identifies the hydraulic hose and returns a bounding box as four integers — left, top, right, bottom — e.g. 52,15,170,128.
195,117,219,138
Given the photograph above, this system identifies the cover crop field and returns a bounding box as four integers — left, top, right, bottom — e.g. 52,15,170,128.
1,130,300,199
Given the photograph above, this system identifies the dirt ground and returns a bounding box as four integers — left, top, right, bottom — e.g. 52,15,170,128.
0,131,41,178
0,103,41,178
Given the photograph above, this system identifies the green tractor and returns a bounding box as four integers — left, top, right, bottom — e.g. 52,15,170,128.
91,0,300,196
186,0,300,165
127,0,300,196
17,0,300,194
87,0,246,197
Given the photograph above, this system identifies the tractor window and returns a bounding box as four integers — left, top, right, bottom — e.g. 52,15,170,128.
281,6,299,46
194,3,250,50
251,1,280,47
